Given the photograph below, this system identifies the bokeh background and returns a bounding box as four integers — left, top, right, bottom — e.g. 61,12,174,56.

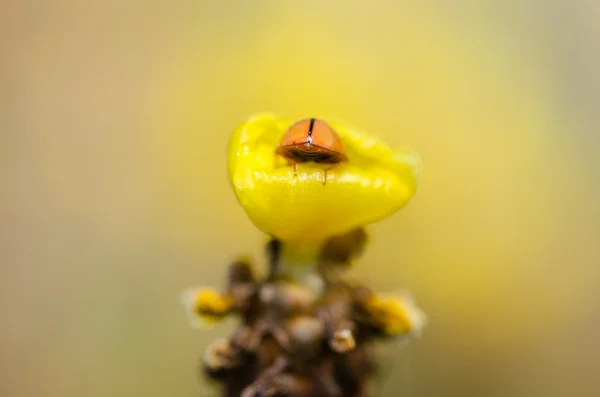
2,1,599,396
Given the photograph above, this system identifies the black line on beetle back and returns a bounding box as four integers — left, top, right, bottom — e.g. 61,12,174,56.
308,118,316,137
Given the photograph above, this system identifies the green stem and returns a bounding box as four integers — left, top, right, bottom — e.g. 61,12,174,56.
279,241,326,296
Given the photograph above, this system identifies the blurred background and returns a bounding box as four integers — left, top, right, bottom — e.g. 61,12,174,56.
2,1,599,396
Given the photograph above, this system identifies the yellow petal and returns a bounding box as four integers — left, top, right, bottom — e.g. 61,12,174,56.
228,113,421,244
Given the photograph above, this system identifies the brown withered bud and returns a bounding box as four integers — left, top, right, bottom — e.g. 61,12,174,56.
283,315,325,359
319,228,368,270
318,306,357,354
259,282,318,315
226,259,258,314
231,321,290,355
228,259,256,286
203,338,241,379
330,327,356,353
315,284,358,353
231,324,261,353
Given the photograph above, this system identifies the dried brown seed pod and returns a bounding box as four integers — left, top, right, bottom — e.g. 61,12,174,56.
284,315,325,358
203,338,241,378
319,228,368,266
258,282,319,315
330,328,356,353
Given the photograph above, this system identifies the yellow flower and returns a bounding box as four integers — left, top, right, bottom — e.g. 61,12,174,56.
228,113,421,245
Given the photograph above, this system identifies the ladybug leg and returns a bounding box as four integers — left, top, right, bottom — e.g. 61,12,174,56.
322,162,342,185
292,162,298,177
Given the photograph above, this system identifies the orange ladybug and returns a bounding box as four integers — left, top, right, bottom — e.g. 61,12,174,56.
276,118,348,184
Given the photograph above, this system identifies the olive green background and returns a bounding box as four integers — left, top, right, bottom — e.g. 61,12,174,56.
2,1,599,397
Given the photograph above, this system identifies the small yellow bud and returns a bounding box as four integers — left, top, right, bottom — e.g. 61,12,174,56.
180,287,234,328
364,291,427,336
